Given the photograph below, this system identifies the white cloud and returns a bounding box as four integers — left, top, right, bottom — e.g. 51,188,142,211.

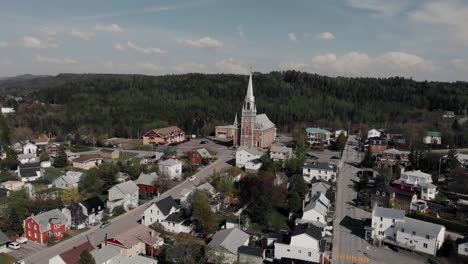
35,55,78,64
94,23,123,33
0,41,8,48
114,43,125,51
410,1,468,44
20,36,58,49
173,62,206,73
288,32,298,42
215,58,247,74
317,32,335,40
346,0,408,16
237,24,245,39
177,37,223,49
114,41,166,55
70,30,95,40
278,62,308,70
309,51,434,78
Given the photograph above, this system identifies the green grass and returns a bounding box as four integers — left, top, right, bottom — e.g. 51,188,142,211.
0,254,16,264
43,167,64,182
70,144,93,152
118,151,138,161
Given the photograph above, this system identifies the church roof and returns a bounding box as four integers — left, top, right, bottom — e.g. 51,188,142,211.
255,114,275,130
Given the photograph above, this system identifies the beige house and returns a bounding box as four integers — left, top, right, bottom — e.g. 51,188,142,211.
100,149,120,159
72,155,103,170
0,181,25,191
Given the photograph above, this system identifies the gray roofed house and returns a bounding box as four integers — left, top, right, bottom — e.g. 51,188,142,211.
208,227,250,256
31,209,68,233
270,146,293,162
240,147,263,156
17,162,42,181
304,197,328,217
303,162,337,171
292,223,323,240
155,196,180,216
310,182,331,196
135,172,159,186
53,171,83,189
159,159,182,167
396,217,444,238
196,148,212,159
164,212,185,223
107,180,139,212
238,246,264,264
238,246,264,257
373,206,405,220
196,182,216,195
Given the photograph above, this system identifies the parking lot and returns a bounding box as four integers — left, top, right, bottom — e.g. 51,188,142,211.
306,149,342,164
6,241,46,261
175,138,229,157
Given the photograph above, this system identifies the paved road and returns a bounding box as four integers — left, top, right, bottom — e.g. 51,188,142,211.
332,136,426,264
21,149,234,264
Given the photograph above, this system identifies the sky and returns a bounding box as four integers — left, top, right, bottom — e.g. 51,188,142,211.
0,0,468,81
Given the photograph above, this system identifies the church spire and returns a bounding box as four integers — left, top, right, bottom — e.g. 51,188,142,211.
234,113,238,126
243,72,256,112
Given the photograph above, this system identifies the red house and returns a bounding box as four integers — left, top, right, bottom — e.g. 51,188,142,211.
188,148,212,165
23,209,68,244
135,172,161,194
368,137,387,155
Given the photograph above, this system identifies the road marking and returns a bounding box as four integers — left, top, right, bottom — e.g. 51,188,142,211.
335,253,370,263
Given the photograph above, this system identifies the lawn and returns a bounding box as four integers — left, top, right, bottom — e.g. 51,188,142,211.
118,151,138,161
70,144,94,152
43,167,64,182
0,254,16,264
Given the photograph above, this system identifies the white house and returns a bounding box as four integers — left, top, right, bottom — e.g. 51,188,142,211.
392,170,437,200
302,162,337,183
236,147,263,168
334,129,348,138
269,146,292,162
72,155,103,170
423,131,442,145
22,142,37,154
158,159,182,180
458,237,468,256
297,193,330,226
305,128,332,146
371,206,445,256
1,107,15,114
143,196,179,226
161,212,193,233
17,162,42,182
274,223,324,263
457,153,468,168
18,153,39,164
62,197,104,229
106,181,139,212
53,171,83,189
207,228,250,264
245,159,263,173
367,129,382,139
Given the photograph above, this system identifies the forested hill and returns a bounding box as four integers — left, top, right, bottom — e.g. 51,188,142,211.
1,71,468,138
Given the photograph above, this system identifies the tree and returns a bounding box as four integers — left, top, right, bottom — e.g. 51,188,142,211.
259,155,274,171
167,233,204,264
210,173,234,198
60,188,81,205
360,149,374,168
446,145,459,170
164,146,177,158
112,205,126,216
78,250,96,264
53,146,68,168
79,168,103,194
438,237,456,257
98,163,119,191
7,208,23,235
289,174,308,200
191,190,216,234
336,131,348,151
287,191,302,213
285,157,305,176
1,146,18,170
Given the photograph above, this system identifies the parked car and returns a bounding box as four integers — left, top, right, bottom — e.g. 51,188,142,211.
16,237,28,244
330,156,340,159
188,175,196,181
100,221,111,228
14,261,25,264
200,140,209,144
9,242,20,249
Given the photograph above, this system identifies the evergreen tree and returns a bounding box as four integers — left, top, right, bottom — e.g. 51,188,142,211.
336,131,348,151
288,174,308,200
446,145,459,169
1,146,18,170
53,146,68,168
78,250,96,264
7,209,23,235
287,191,302,213
191,190,216,234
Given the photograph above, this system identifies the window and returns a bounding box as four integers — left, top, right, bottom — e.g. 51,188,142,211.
392,219,395,223
412,231,416,235
308,252,311,257
423,243,428,248
380,224,383,228
401,228,405,232
380,217,383,221
298,250,301,254
426,235,429,239
287,249,290,252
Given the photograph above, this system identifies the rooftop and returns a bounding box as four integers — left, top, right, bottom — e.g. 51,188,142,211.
397,217,445,238
159,159,182,167
59,241,94,264
372,206,405,220
207,227,250,255
305,127,331,134
303,162,336,171
72,154,102,163
238,245,264,257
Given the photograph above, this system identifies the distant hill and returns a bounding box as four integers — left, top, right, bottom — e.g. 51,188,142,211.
1,71,467,144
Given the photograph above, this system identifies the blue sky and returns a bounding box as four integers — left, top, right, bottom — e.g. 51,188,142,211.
1,0,468,81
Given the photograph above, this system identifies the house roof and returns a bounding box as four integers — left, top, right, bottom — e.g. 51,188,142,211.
196,182,215,193
311,182,331,195
108,224,160,249
72,154,102,163
18,162,41,169
155,196,179,216
304,194,329,216
19,162,41,178
208,227,250,255
305,127,331,134
238,246,264,257
270,146,292,153
135,172,159,186
59,241,95,264
426,131,441,137
195,148,212,158
237,147,263,156
303,162,336,171
292,223,322,241
144,126,184,138
31,209,68,233
397,217,444,238
459,236,468,245
110,181,138,197
255,114,275,130
372,206,405,220
81,197,104,214
247,159,262,165
383,148,401,155
164,212,186,223
402,170,432,181
54,171,83,186
91,245,120,264
0,231,9,245
18,153,37,159
159,159,182,167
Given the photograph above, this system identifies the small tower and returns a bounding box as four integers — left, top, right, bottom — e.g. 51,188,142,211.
240,73,257,148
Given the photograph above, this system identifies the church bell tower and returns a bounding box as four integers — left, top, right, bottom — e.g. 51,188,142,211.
240,73,257,148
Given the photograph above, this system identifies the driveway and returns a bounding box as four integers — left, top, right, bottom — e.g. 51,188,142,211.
6,242,45,260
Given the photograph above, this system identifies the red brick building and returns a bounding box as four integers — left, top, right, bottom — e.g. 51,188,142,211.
23,209,68,244
143,126,185,146
188,148,212,165
135,172,161,194
368,137,387,155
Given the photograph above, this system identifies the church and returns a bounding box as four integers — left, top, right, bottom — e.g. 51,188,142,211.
215,73,276,148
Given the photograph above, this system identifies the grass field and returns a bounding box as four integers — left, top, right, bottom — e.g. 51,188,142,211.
0,254,16,264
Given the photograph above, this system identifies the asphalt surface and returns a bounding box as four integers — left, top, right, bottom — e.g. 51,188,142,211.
21,149,234,264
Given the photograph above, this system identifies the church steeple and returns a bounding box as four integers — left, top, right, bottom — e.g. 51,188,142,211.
243,72,256,112
233,113,238,126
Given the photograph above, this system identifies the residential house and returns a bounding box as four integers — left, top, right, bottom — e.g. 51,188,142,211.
423,131,442,145
106,181,139,212
0,231,9,251
370,206,445,256
143,196,180,226
443,111,455,118
297,193,330,226
46,143,60,155
274,223,325,263
63,197,105,229
238,246,264,264
367,129,384,139
457,153,468,168
245,159,263,173
269,146,292,162
236,147,263,168
105,224,163,257
1,107,14,114
207,228,250,264
334,129,348,138
49,241,94,264
11,142,23,153
188,148,212,165
31,187,60,201
0,180,24,191
458,236,468,256
310,182,331,197
72,155,103,170
18,153,39,164
302,162,337,183
24,209,68,244
158,159,182,180
143,126,185,145
17,162,42,182
377,148,409,168
135,172,160,195
53,171,83,190
91,245,158,264
368,137,387,154
161,212,193,233
305,127,331,146
22,142,38,154
391,170,437,200
100,149,120,159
